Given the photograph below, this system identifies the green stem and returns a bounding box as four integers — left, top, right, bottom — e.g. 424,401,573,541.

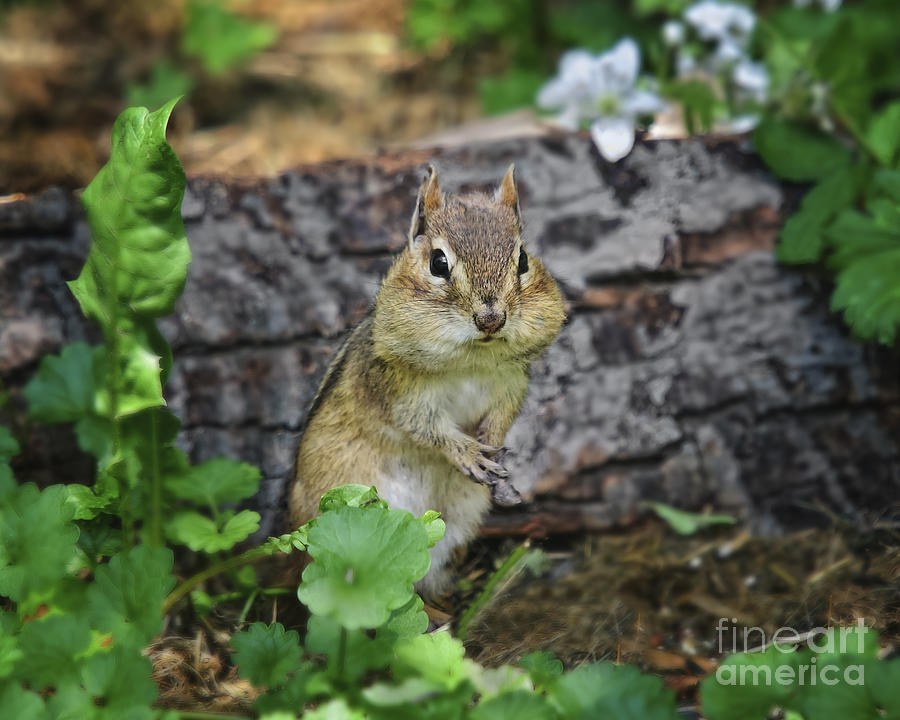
149,410,162,546
457,541,530,640
237,588,260,625
162,544,270,615
337,627,347,680
208,588,293,604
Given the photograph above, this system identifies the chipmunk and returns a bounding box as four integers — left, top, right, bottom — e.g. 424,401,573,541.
288,164,565,596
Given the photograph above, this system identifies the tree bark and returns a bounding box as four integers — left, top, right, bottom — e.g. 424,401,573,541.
2,134,898,537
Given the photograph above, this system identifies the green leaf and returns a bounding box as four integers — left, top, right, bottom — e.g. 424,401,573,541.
551,662,679,720
825,208,900,343
377,594,428,640
166,457,261,506
0,426,18,463
701,644,800,720
317,484,387,513
264,527,310,555
644,502,736,535
298,505,431,630
74,415,114,459
0,628,23,678
14,615,91,689
665,80,716,136
867,101,900,167
300,699,366,720
68,98,189,419
520,651,564,691
391,631,477,691
232,623,303,688
182,0,277,74
419,510,446,548
754,119,852,182
126,61,194,111
0,484,79,605
87,545,175,648
24,343,99,423
306,615,392,682
777,166,866,264
81,647,158,713
166,509,260,552
470,690,558,720
0,683,47,720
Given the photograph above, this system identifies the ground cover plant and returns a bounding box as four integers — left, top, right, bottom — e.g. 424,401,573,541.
2,95,899,718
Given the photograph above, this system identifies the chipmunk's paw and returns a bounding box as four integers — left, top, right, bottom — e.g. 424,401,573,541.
453,441,522,506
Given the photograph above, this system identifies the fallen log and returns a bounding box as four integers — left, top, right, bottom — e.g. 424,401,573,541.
2,134,898,538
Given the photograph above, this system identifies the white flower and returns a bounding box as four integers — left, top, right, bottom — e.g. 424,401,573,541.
537,38,664,162
663,20,685,46
684,1,755,64
732,58,769,103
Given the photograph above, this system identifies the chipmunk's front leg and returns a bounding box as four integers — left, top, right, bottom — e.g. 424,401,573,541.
472,386,528,505
391,396,510,489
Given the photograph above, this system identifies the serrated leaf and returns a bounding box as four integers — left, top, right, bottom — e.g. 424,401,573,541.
166,509,260,552
232,623,302,688
298,506,431,630
24,343,99,423
825,208,900,344
265,526,310,555
166,457,261,506
0,484,79,604
552,662,679,720
318,484,387,513
754,119,852,182
87,545,175,648
867,101,900,167
645,502,736,535
777,166,865,264
81,647,158,713
68,98,189,420
14,615,91,689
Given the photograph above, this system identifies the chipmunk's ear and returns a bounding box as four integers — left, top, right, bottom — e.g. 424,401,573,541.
409,165,442,246
496,163,522,225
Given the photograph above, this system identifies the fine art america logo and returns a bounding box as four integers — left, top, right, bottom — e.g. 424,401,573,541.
715,618,869,687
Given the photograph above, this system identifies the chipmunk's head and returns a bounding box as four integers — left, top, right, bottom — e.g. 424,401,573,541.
374,164,565,367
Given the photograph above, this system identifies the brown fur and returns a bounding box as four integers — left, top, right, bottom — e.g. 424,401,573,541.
288,164,566,595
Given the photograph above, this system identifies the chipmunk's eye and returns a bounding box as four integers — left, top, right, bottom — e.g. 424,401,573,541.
517,247,529,275
430,249,451,279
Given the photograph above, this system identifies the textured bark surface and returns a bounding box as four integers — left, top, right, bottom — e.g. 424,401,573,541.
3,135,899,538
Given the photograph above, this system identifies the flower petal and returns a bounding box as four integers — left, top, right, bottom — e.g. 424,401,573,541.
602,38,641,91
590,117,635,162
622,88,666,117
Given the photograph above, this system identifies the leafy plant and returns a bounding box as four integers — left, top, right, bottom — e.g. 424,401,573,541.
5,89,900,719
125,0,277,107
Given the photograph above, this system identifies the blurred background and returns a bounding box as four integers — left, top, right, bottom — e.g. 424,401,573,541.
1,0,701,193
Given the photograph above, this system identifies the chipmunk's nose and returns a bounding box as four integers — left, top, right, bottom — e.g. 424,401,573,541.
473,306,506,334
